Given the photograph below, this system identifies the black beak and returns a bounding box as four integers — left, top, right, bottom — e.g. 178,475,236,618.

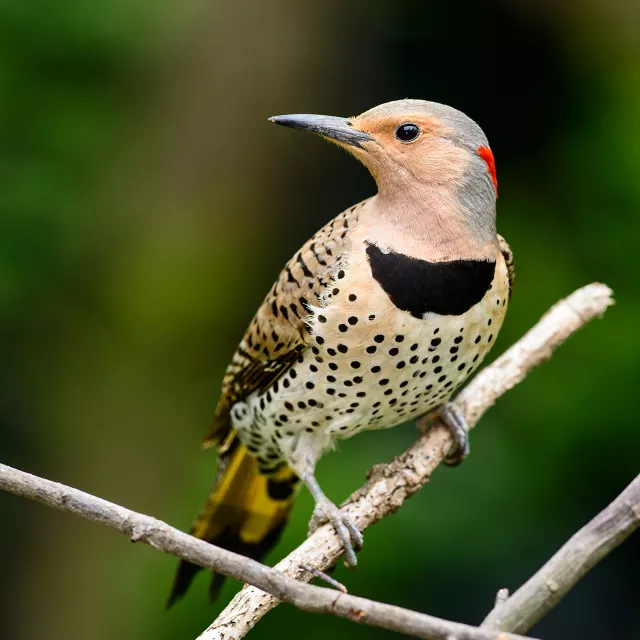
268,114,373,148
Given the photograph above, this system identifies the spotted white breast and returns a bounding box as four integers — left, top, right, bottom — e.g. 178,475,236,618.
231,243,510,472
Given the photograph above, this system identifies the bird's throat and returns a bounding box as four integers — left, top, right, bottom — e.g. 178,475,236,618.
365,188,497,263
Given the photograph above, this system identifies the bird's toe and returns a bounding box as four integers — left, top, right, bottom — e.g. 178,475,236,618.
312,498,362,567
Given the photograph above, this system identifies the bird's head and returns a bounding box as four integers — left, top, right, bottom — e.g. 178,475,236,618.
269,99,497,201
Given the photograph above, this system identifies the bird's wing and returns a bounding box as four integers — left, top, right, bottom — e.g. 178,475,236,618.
497,234,515,299
203,202,365,449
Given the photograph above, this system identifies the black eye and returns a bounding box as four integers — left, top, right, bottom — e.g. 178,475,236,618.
395,123,420,142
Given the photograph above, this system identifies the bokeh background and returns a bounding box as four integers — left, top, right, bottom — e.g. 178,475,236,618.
1,1,639,638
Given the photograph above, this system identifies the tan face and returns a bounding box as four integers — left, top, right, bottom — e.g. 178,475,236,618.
346,112,470,190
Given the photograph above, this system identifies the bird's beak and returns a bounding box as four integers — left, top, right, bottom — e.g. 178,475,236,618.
269,114,373,148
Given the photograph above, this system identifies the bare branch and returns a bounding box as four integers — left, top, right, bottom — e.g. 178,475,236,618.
203,283,615,640
481,473,640,633
0,463,535,640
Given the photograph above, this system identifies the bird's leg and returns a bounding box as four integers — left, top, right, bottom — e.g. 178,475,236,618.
302,472,363,567
282,429,363,566
419,401,470,466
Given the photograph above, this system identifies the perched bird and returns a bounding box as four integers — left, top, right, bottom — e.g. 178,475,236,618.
168,99,514,605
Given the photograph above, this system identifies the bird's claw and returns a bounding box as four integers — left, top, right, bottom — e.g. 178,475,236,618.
421,401,470,466
311,498,363,567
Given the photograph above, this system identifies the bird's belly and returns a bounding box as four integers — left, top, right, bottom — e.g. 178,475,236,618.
233,260,509,468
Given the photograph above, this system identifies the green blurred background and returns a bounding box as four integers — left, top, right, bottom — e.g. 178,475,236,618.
1,1,639,638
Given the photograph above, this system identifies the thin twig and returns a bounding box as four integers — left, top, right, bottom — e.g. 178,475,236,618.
299,564,348,592
481,473,640,633
0,463,534,640
202,283,615,640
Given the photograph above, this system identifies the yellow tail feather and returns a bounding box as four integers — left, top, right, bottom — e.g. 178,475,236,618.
167,434,299,606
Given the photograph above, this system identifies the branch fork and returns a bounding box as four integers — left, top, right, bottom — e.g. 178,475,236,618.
202,284,615,640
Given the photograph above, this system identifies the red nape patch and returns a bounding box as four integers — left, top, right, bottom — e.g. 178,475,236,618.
477,146,498,195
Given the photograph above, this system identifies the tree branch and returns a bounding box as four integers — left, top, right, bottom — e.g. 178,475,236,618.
201,283,615,640
0,283,617,640
481,473,640,633
0,463,535,640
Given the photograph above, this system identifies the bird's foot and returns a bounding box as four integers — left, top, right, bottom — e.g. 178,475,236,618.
420,401,470,466
309,498,363,567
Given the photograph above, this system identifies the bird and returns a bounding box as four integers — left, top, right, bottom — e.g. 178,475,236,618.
167,99,514,606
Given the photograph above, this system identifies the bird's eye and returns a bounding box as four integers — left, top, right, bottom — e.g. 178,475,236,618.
395,123,420,143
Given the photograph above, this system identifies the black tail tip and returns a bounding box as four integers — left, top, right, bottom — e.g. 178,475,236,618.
208,573,226,603
165,591,181,610
166,560,201,609
166,559,227,609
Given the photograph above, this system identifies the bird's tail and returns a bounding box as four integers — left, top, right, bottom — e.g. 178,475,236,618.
167,432,299,607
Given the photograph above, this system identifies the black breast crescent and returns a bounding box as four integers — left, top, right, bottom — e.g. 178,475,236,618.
366,243,495,318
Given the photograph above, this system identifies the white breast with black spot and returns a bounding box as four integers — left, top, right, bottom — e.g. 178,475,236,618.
231,253,510,470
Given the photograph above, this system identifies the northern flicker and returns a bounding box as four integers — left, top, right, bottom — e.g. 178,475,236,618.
168,99,514,605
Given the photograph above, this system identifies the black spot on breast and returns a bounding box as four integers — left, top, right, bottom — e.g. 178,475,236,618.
366,243,496,317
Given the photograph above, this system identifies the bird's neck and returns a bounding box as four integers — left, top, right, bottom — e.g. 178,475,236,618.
364,181,497,262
